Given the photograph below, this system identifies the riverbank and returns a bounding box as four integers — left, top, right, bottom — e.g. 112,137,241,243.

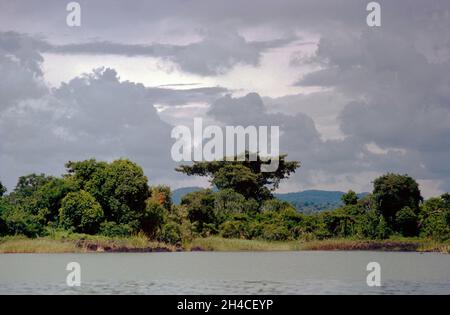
189,237,450,253
1,234,449,254
0,233,176,253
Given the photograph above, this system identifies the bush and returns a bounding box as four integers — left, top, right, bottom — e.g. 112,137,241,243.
420,197,450,241
395,206,418,236
22,178,77,224
100,221,133,237
214,189,247,220
59,190,104,234
68,159,150,225
261,223,290,241
181,189,216,233
220,220,248,239
150,185,172,211
373,173,422,227
261,199,294,213
1,206,45,237
159,222,183,245
139,199,167,238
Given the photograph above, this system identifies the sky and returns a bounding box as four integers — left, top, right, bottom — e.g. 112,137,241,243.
1,0,450,197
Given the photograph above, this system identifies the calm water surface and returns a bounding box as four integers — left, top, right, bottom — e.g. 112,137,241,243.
0,251,449,294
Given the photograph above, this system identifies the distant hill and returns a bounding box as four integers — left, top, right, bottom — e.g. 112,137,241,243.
172,187,368,212
276,190,368,213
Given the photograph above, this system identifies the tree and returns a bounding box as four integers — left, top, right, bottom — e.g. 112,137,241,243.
342,190,358,205
65,159,107,187
373,173,422,227
395,206,418,236
8,174,54,204
181,189,216,233
442,193,450,208
66,159,150,224
139,199,167,238
59,190,104,234
419,197,450,241
150,185,172,212
214,189,247,218
261,198,295,213
176,152,300,203
0,181,6,197
23,178,77,223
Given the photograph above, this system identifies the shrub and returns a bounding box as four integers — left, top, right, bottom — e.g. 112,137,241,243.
420,197,450,241
1,206,45,237
100,221,133,237
159,222,183,245
59,190,104,234
261,199,294,213
181,189,216,233
150,185,172,212
214,189,246,219
139,199,167,238
395,206,418,236
261,223,290,241
220,220,248,239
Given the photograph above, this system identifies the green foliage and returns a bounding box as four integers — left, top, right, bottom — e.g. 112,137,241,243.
22,178,77,224
1,158,448,246
176,152,300,202
342,190,358,205
419,197,450,241
8,174,54,205
150,185,172,211
1,206,45,237
59,190,104,234
181,189,216,234
261,199,295,212
139,199,167,238
0,181,6,197
213,189,249,223
220,220,248,239
159,222,183,245
373,173,422,227
395,206,418,236
261,223,290,241
99,222,133,237
67,159,149,224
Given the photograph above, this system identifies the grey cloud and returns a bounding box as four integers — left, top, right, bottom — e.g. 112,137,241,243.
1,30,294,76
48,31,295,76
295,18,450,191
0,33,229,189
205,92,390,189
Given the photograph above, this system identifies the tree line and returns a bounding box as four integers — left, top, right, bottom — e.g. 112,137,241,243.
0,154,449,245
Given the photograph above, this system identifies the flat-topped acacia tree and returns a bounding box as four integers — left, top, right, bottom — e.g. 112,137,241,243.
176,152,300,203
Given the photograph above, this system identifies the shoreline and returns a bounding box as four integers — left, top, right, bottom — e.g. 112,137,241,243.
0,236,448,254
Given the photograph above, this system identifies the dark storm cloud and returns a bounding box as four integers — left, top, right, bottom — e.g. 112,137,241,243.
0,32,229,189
293,9,450,191
1,0,450,193
46,32,295,76
206,92,397,187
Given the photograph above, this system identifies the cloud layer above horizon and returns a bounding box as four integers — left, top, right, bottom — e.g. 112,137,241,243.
1,0,450,197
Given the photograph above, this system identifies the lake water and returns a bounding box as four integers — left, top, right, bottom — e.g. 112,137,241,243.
0,251,449,294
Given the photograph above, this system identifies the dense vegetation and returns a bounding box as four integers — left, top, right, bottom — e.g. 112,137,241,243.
1,156,449,247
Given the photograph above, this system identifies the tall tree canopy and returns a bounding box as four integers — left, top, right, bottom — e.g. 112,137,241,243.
373,173,422,226
65,159,150,224
176,152,300,202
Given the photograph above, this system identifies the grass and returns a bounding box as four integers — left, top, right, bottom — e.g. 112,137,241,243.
189,237,301,251
0,232,176,254
0,236,78,253
1,234,449,254
189,236,450,253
